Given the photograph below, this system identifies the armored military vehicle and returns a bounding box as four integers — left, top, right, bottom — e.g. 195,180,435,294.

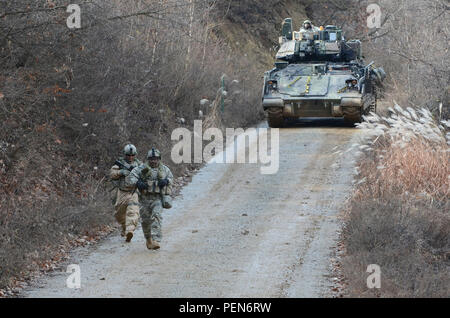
263,18,386,127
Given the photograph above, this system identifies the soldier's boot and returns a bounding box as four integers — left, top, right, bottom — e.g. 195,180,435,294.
152,241,160,250
120,225,126,237
145,238,153,249
146,238,160,250
125,232,133,243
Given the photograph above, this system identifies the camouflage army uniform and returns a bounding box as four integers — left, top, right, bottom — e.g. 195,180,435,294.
110,154,142,238
299,20,320,40
125,159,173,247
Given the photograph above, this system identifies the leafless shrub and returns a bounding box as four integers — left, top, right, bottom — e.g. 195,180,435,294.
342,198,449,297
0,178,112,287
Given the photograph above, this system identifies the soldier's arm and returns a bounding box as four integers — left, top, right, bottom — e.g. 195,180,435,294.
110,165,122,180
164,166,174,185
124,166,141,190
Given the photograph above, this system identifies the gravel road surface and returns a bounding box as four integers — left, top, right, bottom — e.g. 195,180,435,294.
23,119,361,298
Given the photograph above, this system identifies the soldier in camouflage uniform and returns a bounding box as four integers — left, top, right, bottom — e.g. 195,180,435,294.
110,144,142,242
299,20,320,40
125,148,173,250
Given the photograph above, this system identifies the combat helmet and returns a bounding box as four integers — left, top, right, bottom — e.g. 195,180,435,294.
147,147,161,159
123,144,137,156
303,20,312,28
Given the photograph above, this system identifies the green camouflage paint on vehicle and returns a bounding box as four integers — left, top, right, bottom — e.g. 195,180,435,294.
263,19,386,127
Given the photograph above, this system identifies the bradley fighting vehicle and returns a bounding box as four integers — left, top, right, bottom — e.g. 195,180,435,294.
262,19,386,127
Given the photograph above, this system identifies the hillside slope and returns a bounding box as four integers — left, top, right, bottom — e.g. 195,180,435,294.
216,0,311,68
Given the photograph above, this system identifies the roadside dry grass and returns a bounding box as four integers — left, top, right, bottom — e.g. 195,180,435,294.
341,106,449,297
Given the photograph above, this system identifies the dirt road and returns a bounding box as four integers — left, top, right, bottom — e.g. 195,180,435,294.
23,119,361,298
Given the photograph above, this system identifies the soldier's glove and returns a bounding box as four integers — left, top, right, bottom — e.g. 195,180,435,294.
137,179,149,191
120,169,131,177
158,178,169,188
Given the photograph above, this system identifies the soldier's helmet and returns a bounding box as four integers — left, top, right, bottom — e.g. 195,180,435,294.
147,147,161,159
303,20,312,29
123,144,137,156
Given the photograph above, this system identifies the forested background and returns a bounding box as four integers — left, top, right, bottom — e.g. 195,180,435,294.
1,0,448,296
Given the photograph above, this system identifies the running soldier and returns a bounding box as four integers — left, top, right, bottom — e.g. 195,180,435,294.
110,144,142,242
126,148,173,250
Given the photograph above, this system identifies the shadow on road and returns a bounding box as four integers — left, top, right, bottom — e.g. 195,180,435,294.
284,118,358,129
